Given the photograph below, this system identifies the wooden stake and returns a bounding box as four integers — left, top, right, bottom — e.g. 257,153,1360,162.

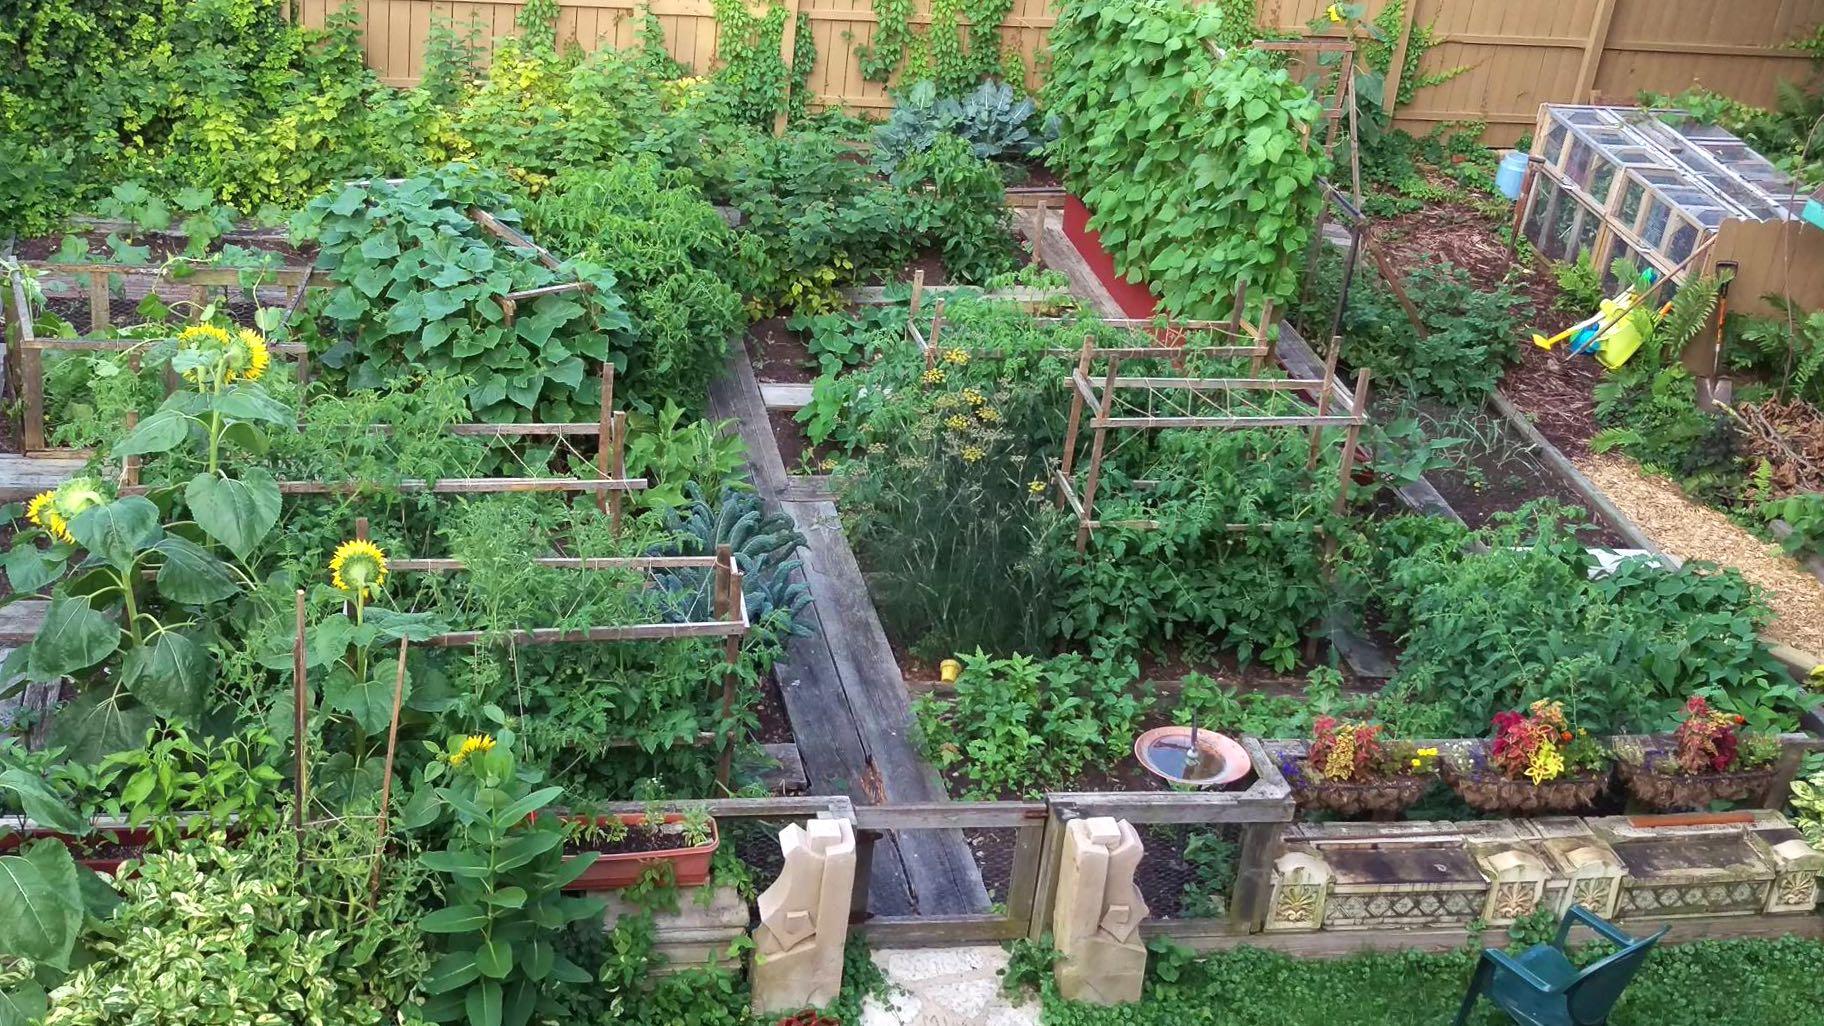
610,410,627,535
1074,357,1120,554
596,362,615,517
1030,203,1047,267
925,298,946,370
88,272,108,333
368,638,410,907
909,268,926,319
293,588,309,834
1057,333,1094,504
714,545,738,788
1306,337,1341,470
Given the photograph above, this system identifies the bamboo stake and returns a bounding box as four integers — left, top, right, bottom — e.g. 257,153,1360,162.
1074,357,1120,554
368,638,410,908
714,545,738,788
596,362,615,517
1056,333,1095,508
925,299,946,370
1306,337,1341,470
293,589,309,835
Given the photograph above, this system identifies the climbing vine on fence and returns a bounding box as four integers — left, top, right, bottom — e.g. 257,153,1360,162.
711,0,792,127
1044,0,1325,319
856,0,1015,91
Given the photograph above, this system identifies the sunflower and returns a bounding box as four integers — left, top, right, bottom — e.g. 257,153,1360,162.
449,734,497,767
27,477,107,545
176,324,234,384
232,329,271,382
26,490,69,544
329,539,389,600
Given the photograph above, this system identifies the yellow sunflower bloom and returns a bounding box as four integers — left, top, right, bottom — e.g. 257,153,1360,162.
449,734,497,767
232,329,271,382
329,539,389,600
26,490,70,544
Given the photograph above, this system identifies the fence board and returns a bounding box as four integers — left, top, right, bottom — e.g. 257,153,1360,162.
307,1,1824,145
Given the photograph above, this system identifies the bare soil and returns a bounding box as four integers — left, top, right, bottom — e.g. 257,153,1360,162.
13,229,309,265
748,317,815,384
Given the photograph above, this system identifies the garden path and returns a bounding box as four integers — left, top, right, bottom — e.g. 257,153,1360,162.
708,342,989,917
859,946,1039,1026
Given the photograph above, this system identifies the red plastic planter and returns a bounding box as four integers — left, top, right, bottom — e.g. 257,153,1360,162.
1061,194,1161,319
0,826,153,876
557,813,719,891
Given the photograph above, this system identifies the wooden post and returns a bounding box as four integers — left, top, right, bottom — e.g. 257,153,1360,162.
1073,357,1120,554
1058,334,1094,487
22,342,44,452
292,589,309,833
1574,0,1619,102
1363,232,1427,338
1306,337,1341,470
1379,0,1418,113
1229,820,1287,934
1332,368,1371,518
88,272,108,333
1508,157,1542,264
772,0,803,137
909,268,925,319
596,362,615,517
121,409,141,489
609,410,627,535
1258,299,1278,370
714,544,739,788
925,299,946,370
1030,203,1047,267
1227,280,1248,340
368,638,410,907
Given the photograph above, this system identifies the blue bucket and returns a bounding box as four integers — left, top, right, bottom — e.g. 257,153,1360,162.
1496,150,1529,201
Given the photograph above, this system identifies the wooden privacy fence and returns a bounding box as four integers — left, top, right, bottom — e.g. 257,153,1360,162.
305,0,1824,144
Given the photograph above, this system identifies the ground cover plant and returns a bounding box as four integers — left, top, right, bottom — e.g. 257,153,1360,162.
1006,934,1824,1026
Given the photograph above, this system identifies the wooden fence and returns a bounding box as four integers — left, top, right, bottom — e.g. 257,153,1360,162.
304,0,1823,142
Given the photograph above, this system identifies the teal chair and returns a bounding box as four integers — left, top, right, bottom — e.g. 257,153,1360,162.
1453,907,1666,1026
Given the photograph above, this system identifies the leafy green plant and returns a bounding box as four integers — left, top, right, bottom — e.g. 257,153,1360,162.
296,165,631,423
1792,766,1824,846
648,484,811,638
872,79,1055,175
914,651,1148,798
409,732,606,1026
896,134,1022,283
1177,829,1238,919
1045,0,1326,318
621,402,750,510
523,158,743,412
96,726,284,848
1762,492,1824,559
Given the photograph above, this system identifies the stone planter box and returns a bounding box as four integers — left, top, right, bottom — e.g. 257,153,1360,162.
1615,759,1777,811
1442,743,1609,814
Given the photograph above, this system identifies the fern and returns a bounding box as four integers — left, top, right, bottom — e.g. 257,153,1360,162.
1590,427,1645,454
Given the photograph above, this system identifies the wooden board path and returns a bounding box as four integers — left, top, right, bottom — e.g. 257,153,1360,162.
0,453,86,503
709,343,989,917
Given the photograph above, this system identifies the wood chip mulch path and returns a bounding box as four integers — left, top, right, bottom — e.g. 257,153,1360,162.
1577,454,1824,657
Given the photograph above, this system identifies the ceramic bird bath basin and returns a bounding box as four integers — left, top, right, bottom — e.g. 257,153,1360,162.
1134,726,1250,788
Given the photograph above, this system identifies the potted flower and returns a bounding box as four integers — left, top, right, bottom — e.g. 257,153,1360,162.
1614,696,1781,810
554,801,720,891
1444,700,1610,813
1284,717,1438,818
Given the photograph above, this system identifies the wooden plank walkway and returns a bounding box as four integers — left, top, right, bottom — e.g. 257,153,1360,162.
709,343,989,916
0,454,86,502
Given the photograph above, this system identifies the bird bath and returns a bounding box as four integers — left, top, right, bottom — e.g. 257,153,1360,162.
1134,726,1250,788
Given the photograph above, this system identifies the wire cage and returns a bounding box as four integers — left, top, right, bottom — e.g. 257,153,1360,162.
1519,105,1824,335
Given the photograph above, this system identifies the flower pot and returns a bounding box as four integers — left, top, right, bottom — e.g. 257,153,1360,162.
1442,756,1609,814
1615,759,1775,811
557,814,719,891
1291,771,1434,818
1061,194,1161,319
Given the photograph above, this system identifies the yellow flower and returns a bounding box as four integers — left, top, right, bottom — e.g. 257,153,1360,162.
1411,758,1422,768
960,446,985,464
449,734,496,767
26,490,69,544
818,457,837,472
976,407,1001,423
942,348,970,366
176,324,234,384
232,329,271,382
921,368,946,385
961,388,986,407
944,414,971,431
1418,747,1438,757
27,477,107,545
932,394,961,411
1028,479,1047,495
867,442,886,454
329,539,389,600
1326,3,1344,23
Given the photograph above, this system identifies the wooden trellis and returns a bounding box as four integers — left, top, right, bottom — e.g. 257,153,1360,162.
365,519,751,786
2,205,596,457
1052,335,1372,553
